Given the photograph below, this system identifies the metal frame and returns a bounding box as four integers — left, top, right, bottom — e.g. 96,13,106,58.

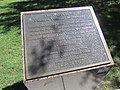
21,6,114,82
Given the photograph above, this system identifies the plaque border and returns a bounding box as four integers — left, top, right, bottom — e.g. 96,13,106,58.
21,6,114,82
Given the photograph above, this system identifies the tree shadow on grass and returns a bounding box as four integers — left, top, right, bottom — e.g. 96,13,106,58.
1,0,118,33
0,0,68,33
2,81,28,90
0,0,119,35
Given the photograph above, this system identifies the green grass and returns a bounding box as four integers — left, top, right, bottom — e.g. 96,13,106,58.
0,0,120,90
0,29,22,88
0,0,22,89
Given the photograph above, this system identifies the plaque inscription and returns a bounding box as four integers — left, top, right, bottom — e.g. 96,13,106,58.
21,7,113,80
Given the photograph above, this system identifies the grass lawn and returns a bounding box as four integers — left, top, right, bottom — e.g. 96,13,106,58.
0,0,23,89
0,0,120,90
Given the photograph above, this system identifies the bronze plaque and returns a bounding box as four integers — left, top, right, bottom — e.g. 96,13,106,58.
21,6,114,81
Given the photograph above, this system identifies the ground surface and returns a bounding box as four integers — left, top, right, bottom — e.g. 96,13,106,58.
0,0,120,90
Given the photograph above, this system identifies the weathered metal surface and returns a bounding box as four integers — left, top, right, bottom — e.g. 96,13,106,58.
21,6,114,81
